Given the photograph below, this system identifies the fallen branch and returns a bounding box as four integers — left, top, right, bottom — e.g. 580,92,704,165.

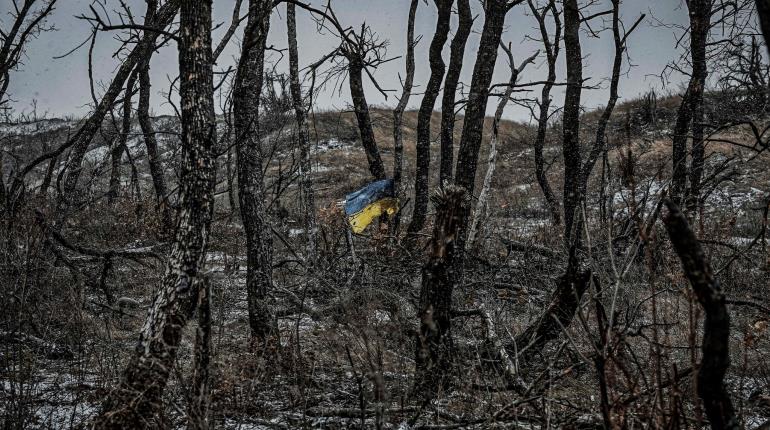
509,255,592,363
35,210,163,262
618,366,694,407
477,305,528,392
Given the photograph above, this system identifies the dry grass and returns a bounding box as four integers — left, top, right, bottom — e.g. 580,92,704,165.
2,91,770,428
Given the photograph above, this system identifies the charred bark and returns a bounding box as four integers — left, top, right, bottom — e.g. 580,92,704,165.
234,0,275,343
758,0,770,55
138,65,172,232
685,0,710,212
108,70,138,205
510,254,592,362
392,0,419,232
414,185,469,397
580,1,620,198
452,0,511,264
662,200,738,430
348,57,386,180
187,278,212,430
689,90,706,214
671,0,709,207
287,2,317,260
408,0,452,234
467,47,537,246
38,156,58,197
578,1,643,213
453,0,509,195
438,0,472,185
137,0,172,232
58,0,179,209
528,0,561,226
93,0,216,426
509,0,642,367
0,0,58,106
561,0,583,244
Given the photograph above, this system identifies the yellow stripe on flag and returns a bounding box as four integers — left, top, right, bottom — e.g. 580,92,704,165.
347,198,399,234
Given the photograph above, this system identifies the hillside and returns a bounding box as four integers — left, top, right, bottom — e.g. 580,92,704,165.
2,93,769,428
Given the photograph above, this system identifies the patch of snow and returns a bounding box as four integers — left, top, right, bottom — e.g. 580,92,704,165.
612,180,664,207
0,119,73,136
0,370,100,429
83,145,110,164
288,228,305,238
505,218,549,236
312,138,353,154
372,310,391,323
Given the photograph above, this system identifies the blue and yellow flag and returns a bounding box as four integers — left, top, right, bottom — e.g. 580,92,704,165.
344,179,399,233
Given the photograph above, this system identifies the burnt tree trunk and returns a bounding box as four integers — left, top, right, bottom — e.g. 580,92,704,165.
662,200,738,430
757,0,770,56
438,0,471,186
578,0,642,212
687,0,713,215
137,0,173,232
561,0,583,244
510,0,642,365
510,255,591,362
671,0,709,207
689,87,706,215
234,0,275,343
529,0,561,226
452,0,510,264
580,1,619,196
685,0,710,212
414,186,469,397
38,155,58,197
0,0,58,106
93,0,216,426
58,0,179,209
187,277,212,429
108,70,138,205
124,142,141,200
467,47,537,246
138,64,173,232
453,0,508,195
348,56,386,180
287,1,317,260
107,130,122,204
392,0,419,232
408,0,452,234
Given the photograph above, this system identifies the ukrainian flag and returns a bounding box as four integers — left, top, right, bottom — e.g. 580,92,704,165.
344,179,399,234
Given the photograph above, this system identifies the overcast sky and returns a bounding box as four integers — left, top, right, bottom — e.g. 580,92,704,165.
4,0,695,123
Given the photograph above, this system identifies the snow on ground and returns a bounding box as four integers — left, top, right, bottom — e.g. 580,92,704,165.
706,185,767,213
0,119,74,136
0,368,100,428
504,217,550,237
312,138,353,154
610,178,766,216
288,228,305,238
83,145,110,165
311,164,332,174
612,179,664,208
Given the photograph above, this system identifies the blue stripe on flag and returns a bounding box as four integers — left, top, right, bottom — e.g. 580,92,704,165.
344,179,395,216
